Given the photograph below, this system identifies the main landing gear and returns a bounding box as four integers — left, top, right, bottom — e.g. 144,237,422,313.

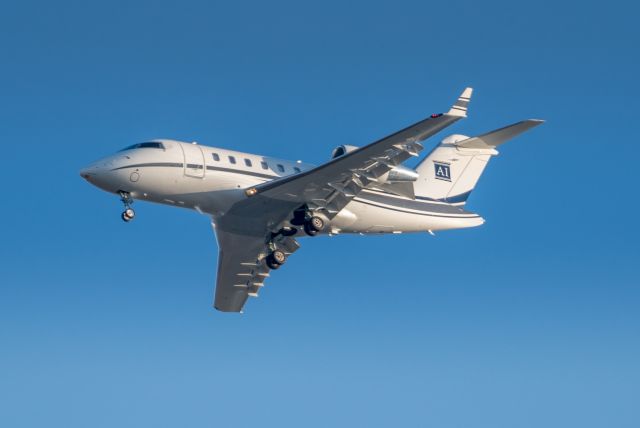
266,249,287,270
119,191,135,222
264,210,326,270
303,215,325,236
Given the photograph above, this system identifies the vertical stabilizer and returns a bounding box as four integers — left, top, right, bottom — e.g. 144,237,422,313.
414,119,543,205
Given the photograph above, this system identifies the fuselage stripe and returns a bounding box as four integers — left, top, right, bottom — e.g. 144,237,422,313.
111,162,281,180
353,198,480,219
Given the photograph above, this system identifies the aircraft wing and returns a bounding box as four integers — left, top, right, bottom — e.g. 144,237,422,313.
212,88,472,312
248,87,473,219
212,223,300,312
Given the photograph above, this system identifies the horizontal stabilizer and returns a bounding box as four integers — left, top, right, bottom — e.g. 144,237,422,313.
456,119,544,149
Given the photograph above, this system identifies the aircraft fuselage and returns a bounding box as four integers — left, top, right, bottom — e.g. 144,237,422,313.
80,139,483,235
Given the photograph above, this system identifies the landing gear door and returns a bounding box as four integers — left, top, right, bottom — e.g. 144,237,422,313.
181,143,205,178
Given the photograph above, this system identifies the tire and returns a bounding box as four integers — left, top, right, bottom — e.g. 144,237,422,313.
309,216,324,232
304,223,318,236
266,251,285,270
121,212,132,222
272,250,286,265
280,227,297,237
266,257,281,270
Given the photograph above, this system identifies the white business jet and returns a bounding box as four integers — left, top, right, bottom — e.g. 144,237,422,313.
81,88,543,312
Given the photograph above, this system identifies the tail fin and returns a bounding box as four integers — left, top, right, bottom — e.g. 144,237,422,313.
413,119,544,205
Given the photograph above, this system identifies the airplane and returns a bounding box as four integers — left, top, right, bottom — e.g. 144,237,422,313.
80,88,543,312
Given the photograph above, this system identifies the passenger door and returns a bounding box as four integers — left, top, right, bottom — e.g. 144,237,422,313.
181,143,205,178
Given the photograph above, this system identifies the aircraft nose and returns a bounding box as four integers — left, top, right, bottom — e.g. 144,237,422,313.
79,164,98,181
80,157,125,193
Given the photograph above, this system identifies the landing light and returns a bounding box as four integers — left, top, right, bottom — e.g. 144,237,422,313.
245,188,258,197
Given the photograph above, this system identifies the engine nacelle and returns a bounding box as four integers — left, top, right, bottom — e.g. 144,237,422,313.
331,144,359,159
330,144,418,184
386,165,419,182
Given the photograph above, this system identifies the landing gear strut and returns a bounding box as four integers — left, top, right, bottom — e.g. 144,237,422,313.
119,191,135,222
304,215,325,236
266,249,286,270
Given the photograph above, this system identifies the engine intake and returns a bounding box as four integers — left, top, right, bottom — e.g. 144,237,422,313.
331,144,359,159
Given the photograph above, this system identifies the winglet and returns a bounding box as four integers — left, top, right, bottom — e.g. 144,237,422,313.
447,87,473,118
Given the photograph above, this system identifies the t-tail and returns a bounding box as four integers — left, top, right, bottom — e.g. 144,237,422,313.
414,119,544,205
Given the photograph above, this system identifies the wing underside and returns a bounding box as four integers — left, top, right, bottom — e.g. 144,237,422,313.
213,223,300,312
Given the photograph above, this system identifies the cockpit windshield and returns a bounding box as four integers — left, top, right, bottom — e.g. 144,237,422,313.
119,142,165,152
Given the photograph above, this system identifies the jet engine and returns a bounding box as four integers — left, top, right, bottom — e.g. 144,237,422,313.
330,144,419,198
386,165,419,182
331,144,359,159
331,144,419,183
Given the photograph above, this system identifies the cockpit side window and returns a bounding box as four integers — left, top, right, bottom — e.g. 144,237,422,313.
119,142,165,152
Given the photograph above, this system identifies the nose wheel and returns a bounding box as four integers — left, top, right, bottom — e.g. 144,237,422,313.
119,191,135,223
121,208,135,222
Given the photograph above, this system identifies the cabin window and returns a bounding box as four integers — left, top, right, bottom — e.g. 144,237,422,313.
229,155,236,164
277,164,285,173
294,167,301,173
261,161,268,170
244,158,252,167
212,153,220,161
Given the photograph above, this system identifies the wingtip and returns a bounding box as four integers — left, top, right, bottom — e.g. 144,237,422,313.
447,87,473,117
524,118,546,127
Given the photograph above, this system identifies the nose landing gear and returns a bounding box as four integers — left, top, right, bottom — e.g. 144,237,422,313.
119,191,135,222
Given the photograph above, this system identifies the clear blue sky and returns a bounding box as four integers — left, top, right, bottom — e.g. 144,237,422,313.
1,1,638,427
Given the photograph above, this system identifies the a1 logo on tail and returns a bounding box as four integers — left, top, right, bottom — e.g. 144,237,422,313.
433,161,451,181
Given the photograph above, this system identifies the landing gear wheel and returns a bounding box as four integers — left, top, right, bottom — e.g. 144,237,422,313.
309,216,324,231
121,208,135,222
304,223,318,236
266,249,286,269
279,227,298,237
272,249,286,264
266,258,281,270
304,216,324,236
